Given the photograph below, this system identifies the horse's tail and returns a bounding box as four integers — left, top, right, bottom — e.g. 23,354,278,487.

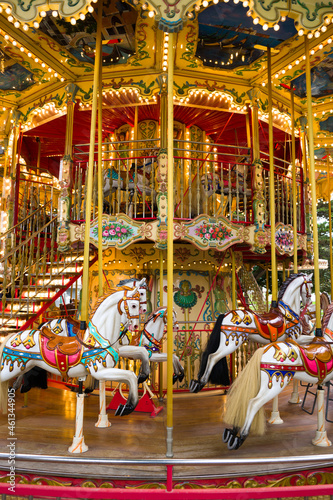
224,347,266,436
197,314,229,386
0,335,10,414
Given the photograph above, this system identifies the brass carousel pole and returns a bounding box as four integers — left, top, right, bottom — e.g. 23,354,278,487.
95,21,111,429
166,31,174,458
304,36,330,447
289,85,301,405
267,47,278,307
97,28,103,297
231,250,236,381
80,0,102,330
69,3,102,453
305,36,321,336
291,86,298,273
267,47,283,424
159,250,164,401
328,157,333,299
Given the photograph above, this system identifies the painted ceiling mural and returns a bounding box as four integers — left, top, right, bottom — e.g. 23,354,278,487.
196,3,297,69
38,0,137,66
292,52,333,99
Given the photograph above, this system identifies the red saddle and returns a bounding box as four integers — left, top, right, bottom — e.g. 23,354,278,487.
253,308,286,342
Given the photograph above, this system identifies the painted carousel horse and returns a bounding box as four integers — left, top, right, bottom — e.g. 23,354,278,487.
0,287,147,417
189,273,313,393
103,160,154,214
14,279,150,415
123,306,185,383
223,302,333,450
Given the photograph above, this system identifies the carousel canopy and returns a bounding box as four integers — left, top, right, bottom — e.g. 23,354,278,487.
0,0,332,194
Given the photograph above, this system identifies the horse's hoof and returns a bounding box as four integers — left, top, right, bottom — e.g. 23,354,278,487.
190,379,205,393
173,374,178,384
178,372,185,383
227,434,237,450
227,434,244,450
222,428,231,443
120,403,135,416
137,373,149,385
115,404,124,416
189,379,201,393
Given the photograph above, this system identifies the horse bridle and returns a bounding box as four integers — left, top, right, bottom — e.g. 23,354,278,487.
300,277,312,302
117,290,140,321
279,276,313,326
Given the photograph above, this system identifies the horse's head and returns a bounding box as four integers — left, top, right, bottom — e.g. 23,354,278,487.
135,278,148,314
300,273,313,307
117,278,148,314
118,288,141,331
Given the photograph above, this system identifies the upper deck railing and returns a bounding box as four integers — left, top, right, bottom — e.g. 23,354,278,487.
72,140,305,229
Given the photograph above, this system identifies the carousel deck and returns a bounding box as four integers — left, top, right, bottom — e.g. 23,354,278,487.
1,382,333,485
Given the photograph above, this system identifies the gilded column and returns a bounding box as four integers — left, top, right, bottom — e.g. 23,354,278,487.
248,88,266,254
58,83,78,252
155,74,168,249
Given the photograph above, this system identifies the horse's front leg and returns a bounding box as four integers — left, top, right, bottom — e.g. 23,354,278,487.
118,346,150,384
91,367,139,416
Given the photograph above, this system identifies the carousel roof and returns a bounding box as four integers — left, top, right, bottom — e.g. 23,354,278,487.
0,0,332,190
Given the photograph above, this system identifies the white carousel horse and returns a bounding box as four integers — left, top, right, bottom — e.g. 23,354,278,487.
28,279,150,384
121,306,185,383
223,301,333,450
103,161,154,215
189,273,313,393
0,287,147,417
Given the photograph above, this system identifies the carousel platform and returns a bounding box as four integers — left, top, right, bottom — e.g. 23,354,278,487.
1,382,333,488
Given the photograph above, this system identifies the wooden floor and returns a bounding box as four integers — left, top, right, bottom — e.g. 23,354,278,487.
1,382,333,482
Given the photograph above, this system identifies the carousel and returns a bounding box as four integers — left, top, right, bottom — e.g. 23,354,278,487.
1,0,333,496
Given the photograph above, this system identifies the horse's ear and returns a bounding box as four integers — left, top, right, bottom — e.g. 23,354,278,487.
137,278,146,287
130,286,139,297
308,273,313,281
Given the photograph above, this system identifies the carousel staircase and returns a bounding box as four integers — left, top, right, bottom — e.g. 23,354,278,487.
0,204,96,340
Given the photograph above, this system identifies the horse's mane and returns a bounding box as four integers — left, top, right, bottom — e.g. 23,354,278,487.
90,285,135,317
117,278,147,289
322,302,333,332
277,273,307,301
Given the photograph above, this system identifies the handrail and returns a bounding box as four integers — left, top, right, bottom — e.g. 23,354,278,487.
17,254,98,331
0,201,53,241
0,215,57,265
0,451,333,465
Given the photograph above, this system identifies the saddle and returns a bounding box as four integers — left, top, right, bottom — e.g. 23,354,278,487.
253,308,286,342
40,325,84,356
255,308,285,327
292,337,333,384
297,337,333,363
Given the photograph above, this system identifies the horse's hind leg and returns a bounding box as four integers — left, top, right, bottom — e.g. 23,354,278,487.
173,354,185,382
228,373,291,450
